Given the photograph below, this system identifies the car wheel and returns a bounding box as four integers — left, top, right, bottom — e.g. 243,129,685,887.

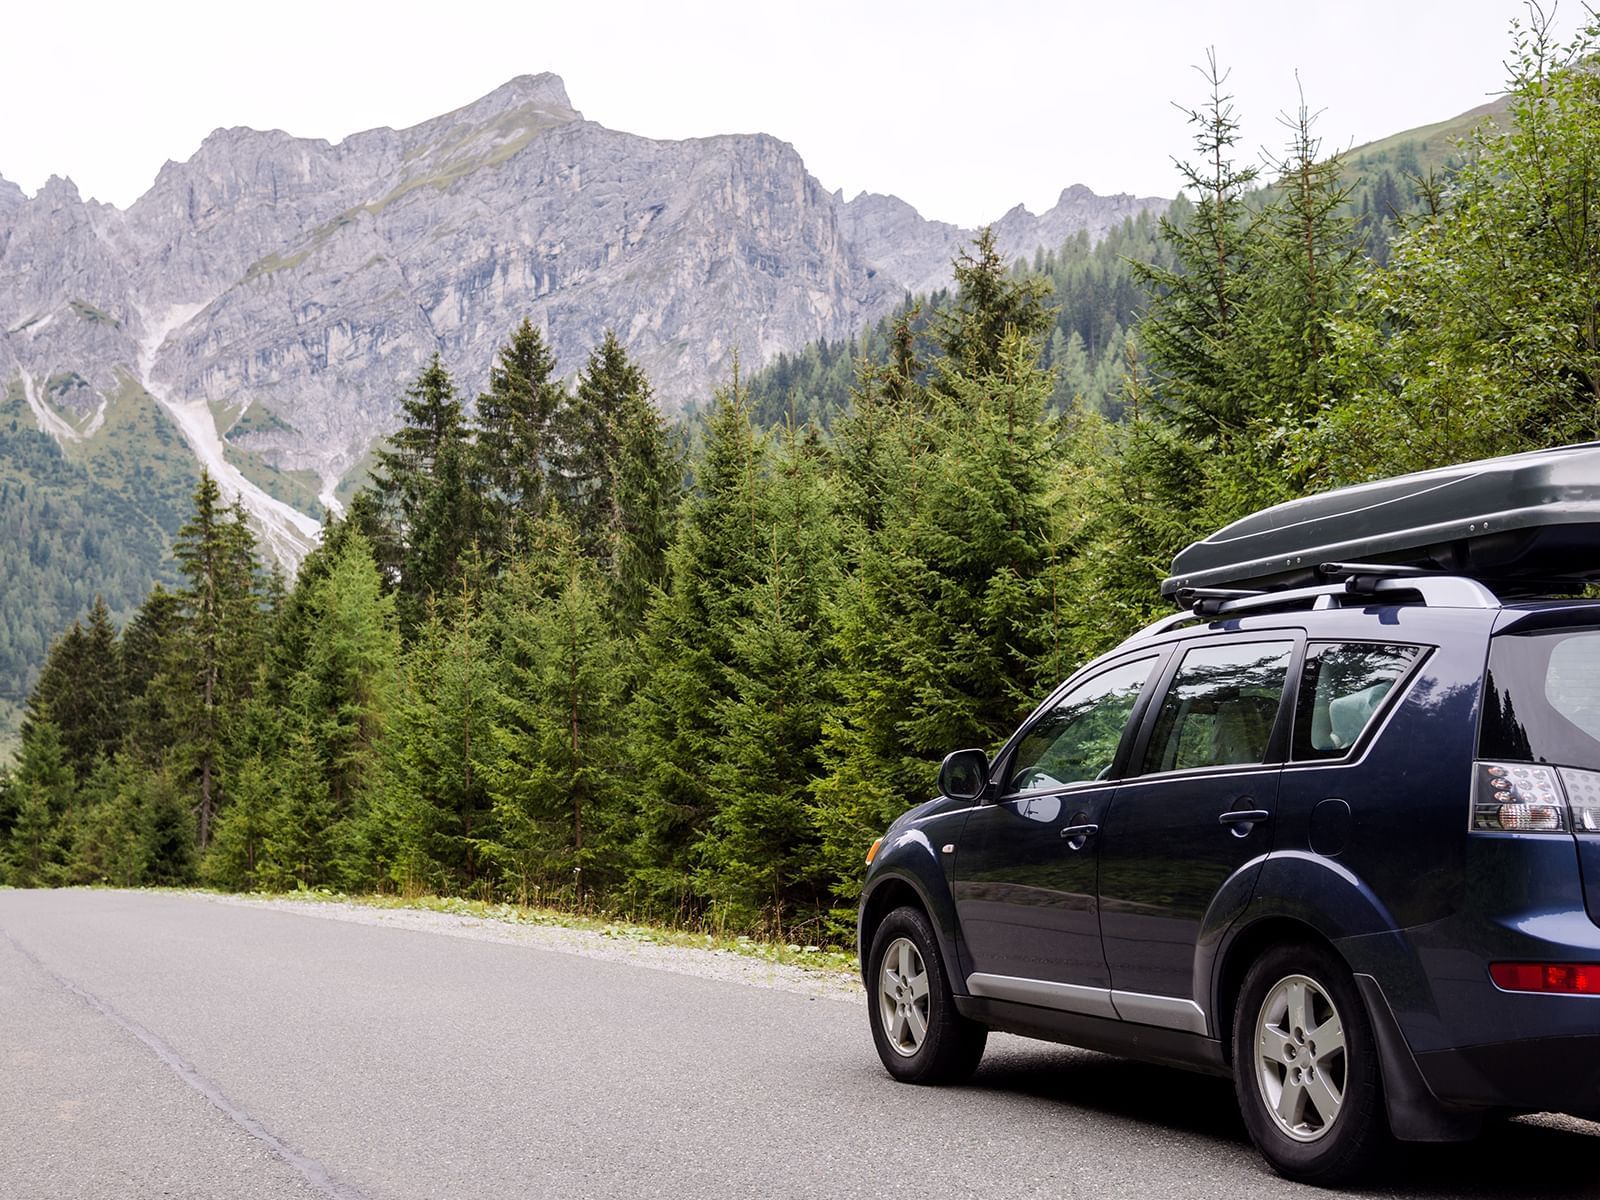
867,905,986,1084
1232,942,1386,1185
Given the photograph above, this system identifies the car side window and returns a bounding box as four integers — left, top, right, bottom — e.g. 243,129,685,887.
1006,657,1158,793
1141,641,1294,774
1292,642,1421,760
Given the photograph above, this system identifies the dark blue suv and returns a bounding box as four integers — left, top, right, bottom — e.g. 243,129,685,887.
858,445,1600,1184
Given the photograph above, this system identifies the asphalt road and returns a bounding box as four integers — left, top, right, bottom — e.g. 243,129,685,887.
2,891,1596,1200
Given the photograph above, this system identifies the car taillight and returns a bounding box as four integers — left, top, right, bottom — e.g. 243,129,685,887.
1490,962,1600,994
1473,762,1567,832
1557,766,1600,832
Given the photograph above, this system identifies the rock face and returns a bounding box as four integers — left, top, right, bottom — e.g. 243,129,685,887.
0,73,1166,547
841,183,1167,298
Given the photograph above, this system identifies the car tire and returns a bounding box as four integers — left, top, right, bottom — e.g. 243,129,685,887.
1232,942,1387,1185
867,905,987,1084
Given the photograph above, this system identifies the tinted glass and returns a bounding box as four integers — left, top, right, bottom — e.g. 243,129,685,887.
1007,658,1157,793
1481,629,1600,769
1141,641,1293,774
1292,642,1421,760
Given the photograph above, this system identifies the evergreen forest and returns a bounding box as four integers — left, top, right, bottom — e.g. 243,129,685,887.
6,16,1600,944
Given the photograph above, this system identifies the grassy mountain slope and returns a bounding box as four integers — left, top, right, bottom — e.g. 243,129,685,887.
0,375,196,755
745,96,1513,422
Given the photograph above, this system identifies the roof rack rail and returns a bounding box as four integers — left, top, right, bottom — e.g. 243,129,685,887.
1318,562,1434,577
1118,573,1502,648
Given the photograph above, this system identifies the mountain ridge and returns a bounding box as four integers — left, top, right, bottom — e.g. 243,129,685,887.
1,73,1164,547
0,82,1515,758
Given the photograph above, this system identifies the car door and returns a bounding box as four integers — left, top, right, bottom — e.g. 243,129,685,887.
1096,634,1299,1033
954,652,1166,1017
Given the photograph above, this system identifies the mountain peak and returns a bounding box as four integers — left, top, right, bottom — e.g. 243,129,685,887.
39,174,82,204
457,73,577,122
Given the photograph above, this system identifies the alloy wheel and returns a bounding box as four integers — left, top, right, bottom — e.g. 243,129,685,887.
1253,973,1347,1142
877,936,931,1056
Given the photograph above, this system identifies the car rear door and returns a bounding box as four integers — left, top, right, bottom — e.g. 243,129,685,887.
1095,634,1300,1033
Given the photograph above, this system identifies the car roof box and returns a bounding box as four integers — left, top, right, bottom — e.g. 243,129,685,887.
1162,442,1600,599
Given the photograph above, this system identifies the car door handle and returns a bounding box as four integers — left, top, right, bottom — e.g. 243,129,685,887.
1218,809,1270,834
1059,823,1099,848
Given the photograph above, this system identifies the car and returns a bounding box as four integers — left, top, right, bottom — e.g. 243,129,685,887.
858,442,1600,1185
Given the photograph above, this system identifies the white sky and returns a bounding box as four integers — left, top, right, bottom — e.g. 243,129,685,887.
0,0,1586,227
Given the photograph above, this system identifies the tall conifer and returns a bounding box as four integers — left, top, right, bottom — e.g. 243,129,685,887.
474,320,565,557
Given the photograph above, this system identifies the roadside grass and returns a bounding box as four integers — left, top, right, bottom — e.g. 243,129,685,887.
153,886,861,977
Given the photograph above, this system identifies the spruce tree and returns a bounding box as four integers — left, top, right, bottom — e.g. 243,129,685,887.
371,354,480,632
473,320,565,557
624,371,767,909
259,727,336,890
484,517,622,903
138,767,196,886
122,584,183,762
562,331,681,627
378,581,494,893
67,757,147,886
169,472,264,848
4,719,74,885
1305,11,1600,484
1131,48,1262,443
814,326,1060,927
696,426,841,931
204,754,276,891
939,228,1055,381
290,533,398,843
22,597,125,782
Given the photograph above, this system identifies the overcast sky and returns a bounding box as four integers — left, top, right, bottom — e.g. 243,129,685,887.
1,1,1585,227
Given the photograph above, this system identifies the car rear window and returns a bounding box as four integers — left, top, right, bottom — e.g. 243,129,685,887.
1292,642,1422,760
1480,629,1600,770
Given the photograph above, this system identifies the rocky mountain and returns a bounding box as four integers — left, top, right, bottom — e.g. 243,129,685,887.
841,183,1168,298
0,73,1164,564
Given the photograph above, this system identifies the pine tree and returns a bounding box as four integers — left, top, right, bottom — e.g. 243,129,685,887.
624,371,767,909
562,331,681,627
474,320,565,558
290,533,398,857
378,581,494,893
371,354,480,632
4,719,74,885
814,326,1060,927
484,518,623,904
204,753,276,890
1131,49,1263,443
22,596,126,782
169,472,264,848
938,228,1055,381
696,426,841,931
66,757,147,886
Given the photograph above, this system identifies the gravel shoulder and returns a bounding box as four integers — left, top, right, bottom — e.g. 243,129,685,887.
197,891,864,1003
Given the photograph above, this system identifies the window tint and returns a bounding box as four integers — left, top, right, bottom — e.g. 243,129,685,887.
1007,658,1157,793
1141,641,1293,774
1481,629,1600,770
1292,642,1421,760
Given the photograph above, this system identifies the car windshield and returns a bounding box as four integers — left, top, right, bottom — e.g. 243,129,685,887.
1480,628,1600,770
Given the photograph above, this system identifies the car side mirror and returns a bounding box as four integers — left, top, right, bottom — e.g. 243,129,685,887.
939,748,990,802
